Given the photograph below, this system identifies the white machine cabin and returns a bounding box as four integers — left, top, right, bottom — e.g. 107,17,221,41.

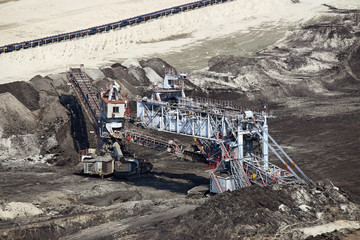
100,81,129,137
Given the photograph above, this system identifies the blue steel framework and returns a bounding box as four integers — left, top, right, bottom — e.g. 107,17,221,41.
0,0,233,54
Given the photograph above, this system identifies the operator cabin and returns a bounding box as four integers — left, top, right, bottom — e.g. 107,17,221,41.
100,81,129,137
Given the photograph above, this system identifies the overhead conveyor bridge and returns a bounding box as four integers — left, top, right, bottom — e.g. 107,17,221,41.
0,0,233,54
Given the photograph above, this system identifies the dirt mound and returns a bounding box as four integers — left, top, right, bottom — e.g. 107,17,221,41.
134,184,360,239
38,101,68,125
0,72,84,166
91,78,111,92
139,58,174,78
29,75,60,108
28,74,80,165
127,66,151,86
0,92,38,137
0,93,43,160
101,66,140,96
55,94,92,166
101,59,173,98
0,81,40,111
29,74,72,108
84,69,106,82
143,67,163,84
30,75,57,95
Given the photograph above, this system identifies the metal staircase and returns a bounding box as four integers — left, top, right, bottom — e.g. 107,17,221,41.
208,170,224,194
230,158,252,188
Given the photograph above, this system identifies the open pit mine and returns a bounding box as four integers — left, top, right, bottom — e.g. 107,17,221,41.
1,0,360,239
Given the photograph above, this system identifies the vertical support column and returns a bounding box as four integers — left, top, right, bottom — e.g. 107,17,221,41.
181,89,186,98
150,104,154,128
237,119,243,159
222,116,226,137
176,108,180,134
142,103,145,123
207,115,210,138
263,116,269,170
169,108,171,132
192,118,195,136
160,105,164,130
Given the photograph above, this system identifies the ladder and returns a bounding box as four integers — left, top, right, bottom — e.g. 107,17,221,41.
208,170,224,194
230,158,252,188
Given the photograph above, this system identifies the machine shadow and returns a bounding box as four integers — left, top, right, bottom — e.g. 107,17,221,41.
119,171,209,194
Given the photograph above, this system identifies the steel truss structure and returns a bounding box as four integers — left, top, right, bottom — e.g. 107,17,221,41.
137,72,313,193
67,65,312,193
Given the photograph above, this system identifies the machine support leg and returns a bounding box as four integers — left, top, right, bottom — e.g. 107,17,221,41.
262,117,269,170
238,121,243,159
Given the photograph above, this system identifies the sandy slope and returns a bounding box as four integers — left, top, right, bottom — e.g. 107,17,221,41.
0,0,359,84
0,0,196,45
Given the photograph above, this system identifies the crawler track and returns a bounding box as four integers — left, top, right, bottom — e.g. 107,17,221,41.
0,0,233,54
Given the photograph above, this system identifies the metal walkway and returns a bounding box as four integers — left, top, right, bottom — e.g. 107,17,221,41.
121,129,184,153
0,0,233,54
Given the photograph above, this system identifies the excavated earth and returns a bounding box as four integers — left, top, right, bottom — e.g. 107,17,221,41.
1,4,360,240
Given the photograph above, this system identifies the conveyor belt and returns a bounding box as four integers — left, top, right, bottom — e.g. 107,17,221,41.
0,0,233,54
67,65,101,128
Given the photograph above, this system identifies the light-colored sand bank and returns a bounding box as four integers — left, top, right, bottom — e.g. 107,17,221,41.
0,0,359,84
